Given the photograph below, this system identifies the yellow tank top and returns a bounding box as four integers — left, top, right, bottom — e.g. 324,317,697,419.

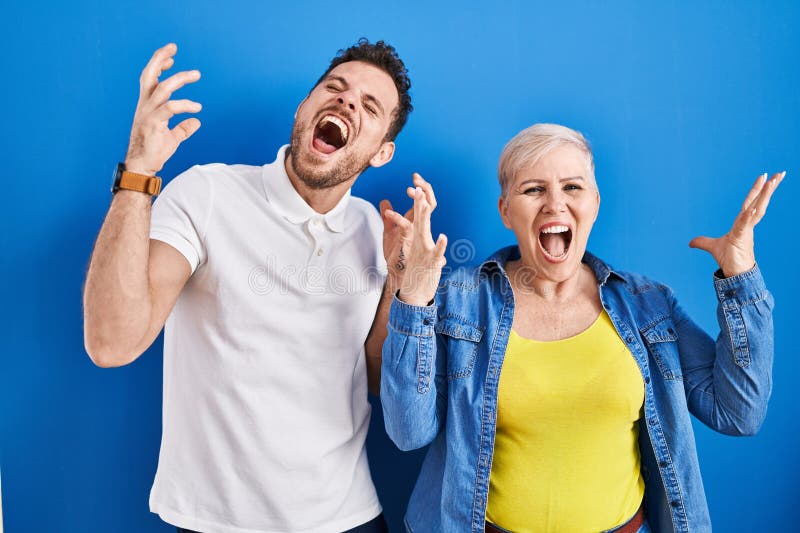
486,310,645,532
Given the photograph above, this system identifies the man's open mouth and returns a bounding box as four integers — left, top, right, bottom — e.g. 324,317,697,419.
312,115,350,155
538,224,572,260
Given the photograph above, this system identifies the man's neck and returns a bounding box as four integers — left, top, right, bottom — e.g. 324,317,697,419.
284,152,354,214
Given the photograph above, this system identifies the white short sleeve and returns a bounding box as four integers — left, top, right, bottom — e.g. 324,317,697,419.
150,166,214,274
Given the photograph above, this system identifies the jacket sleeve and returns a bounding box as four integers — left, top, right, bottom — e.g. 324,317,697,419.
673,265,774,436
380,294,448,451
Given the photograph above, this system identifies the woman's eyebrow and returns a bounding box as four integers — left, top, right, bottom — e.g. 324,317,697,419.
518,176,585,186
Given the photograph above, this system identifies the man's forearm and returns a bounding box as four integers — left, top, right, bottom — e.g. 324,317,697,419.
364,275,401,396
83,191,153,366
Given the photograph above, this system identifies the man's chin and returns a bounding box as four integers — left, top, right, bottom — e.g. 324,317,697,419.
289,141,370,190
291,154,362,190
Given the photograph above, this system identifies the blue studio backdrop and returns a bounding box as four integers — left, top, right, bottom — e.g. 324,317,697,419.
1,1,798,531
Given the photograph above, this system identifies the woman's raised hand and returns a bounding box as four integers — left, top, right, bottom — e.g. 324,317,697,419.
383,174,447,306
690,171,785,277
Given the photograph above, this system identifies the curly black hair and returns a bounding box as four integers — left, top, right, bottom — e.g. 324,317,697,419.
314,38,412,141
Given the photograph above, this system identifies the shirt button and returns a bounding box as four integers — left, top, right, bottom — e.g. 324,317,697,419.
317,249,324,256
648,418,657,426
725,289,737,298
626,337,634,343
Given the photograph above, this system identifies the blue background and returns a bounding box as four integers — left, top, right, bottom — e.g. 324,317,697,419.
2,1,798,531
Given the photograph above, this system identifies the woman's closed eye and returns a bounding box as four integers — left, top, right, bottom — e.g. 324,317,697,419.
523,186,544,195
521,184,582,195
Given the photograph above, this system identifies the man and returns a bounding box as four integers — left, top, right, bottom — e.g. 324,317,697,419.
83,39,433,533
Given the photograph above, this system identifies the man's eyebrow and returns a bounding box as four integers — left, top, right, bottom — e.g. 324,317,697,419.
519,176,585,186
324,74,385,116
325,74,348,87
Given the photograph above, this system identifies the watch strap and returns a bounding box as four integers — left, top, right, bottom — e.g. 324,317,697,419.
118,170,162,196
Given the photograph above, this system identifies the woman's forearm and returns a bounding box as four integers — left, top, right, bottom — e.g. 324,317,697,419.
678,266,774,436
380,296,446,450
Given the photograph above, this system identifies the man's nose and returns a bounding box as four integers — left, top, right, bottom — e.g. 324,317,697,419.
337,94,356,111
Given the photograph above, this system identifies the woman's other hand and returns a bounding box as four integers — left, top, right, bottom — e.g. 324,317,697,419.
690,171,785,277
385,178,447,306
380,173,438,290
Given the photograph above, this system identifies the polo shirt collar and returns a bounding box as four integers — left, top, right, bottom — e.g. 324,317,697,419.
262,145,350,233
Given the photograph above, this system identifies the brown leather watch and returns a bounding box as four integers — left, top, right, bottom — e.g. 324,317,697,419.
111,163,162,196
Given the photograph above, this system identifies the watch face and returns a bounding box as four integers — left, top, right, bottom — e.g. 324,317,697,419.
111,163,125,193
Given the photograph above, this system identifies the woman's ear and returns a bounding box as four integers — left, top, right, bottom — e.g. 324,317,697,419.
498,196,512,229
593,190,601,222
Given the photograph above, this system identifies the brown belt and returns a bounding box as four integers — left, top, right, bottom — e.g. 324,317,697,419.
485,504,645,533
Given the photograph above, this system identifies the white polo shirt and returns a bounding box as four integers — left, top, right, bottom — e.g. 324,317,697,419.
148,146,386,533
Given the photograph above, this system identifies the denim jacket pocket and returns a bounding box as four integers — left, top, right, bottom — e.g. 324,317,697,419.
435,314,484,380
641,317,683,380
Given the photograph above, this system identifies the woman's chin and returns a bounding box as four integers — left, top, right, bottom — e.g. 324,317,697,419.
518,245,584,284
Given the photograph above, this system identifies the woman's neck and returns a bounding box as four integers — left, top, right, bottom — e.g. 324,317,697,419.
505,259,593,304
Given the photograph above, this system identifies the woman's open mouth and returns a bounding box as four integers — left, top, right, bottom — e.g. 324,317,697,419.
538,224,572,262
312,114,350,155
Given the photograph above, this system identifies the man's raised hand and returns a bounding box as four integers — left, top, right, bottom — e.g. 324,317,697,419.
125,43,202,176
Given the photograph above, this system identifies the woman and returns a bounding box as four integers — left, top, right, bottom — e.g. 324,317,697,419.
380,124,782,533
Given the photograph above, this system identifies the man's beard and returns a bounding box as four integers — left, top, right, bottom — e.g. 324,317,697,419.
288,119,373,190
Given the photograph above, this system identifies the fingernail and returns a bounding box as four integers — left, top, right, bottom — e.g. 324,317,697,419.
781,171,787,178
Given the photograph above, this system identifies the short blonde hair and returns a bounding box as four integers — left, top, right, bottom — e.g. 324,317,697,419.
498,123,595,198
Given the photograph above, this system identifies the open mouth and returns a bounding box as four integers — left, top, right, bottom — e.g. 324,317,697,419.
538,224,572,261
312,115,350,155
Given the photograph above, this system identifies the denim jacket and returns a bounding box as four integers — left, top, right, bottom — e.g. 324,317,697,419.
381,246,773,533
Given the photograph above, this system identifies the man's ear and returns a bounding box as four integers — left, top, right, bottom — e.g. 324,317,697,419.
369,141,395,168
498,196,512,229
294,97,308,120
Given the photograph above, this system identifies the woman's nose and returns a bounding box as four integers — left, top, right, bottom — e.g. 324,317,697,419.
543,190,566,213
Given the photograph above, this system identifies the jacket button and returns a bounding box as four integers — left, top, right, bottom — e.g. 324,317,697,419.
648,418,657,426
422,318,431,326
626,337,634,343
671,500,681,508
725,289,737,298
645,377,651,384
659,461,668,468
